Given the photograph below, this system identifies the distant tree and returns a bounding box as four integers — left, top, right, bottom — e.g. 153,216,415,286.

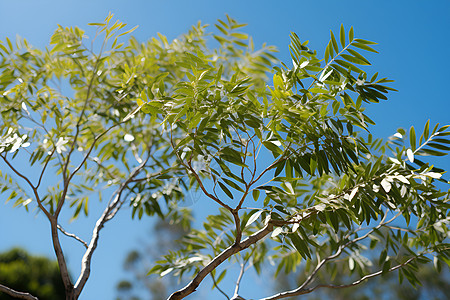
0,13,449,300
116,209,191,300
0,248,65,300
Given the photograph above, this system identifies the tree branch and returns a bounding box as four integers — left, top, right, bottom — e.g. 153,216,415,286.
72,155,149,298
258,211,401,300
1,155,73,293
170,129,232,211
167,222,274,300
231,210,242,244
49,218,74,295
306,38,355,92
0,155,51,219
258,256,417,300
0,284,38,300
55,122,123,217
48,126,124,296
61,40,105,185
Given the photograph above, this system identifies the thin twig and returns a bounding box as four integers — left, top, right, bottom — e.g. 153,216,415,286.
210,273,230,300
298,211,394,292
36,148,56,189
55,121,123,217
56,36,109,220
305,39,355,92
57,224,88,249
258,256,417,300
169,126,232,211
258,211,401,300
233,260,247,298
61,36,106,182
0,155,51,219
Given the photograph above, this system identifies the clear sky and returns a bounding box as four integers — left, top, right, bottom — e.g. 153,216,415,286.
0,0,449,299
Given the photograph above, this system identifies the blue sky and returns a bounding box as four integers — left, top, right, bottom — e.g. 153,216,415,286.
0,0,449,299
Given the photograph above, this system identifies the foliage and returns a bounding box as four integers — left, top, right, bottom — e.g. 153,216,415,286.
0,13,449,300
0,248,65,300
133,18,450,300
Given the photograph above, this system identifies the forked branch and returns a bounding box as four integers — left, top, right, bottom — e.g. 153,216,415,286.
72,154,150,298
167,222,274,300
258,211,403,300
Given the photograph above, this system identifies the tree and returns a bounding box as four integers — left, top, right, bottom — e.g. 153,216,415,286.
0,13,200,299
0,14,449,300
0,248,66,300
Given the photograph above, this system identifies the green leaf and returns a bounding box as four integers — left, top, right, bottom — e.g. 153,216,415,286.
334,59,365,74
433,138,450,144
218,181,234,199
220,147,245,166
252,189,260,202
216,65,223,83
340,24,345,48
188,113,202,129
352,43,378,53
379,249,387,265
347,49,371,65
382,259,391,274
0,42,8,54
427,142,450,151
117,25,139,37
288,233,311,259
410,126,416,151
327,40,334,58
6,37,13,52
231,32,248,40
341,54,370,66
324,43,330,63
330,30,339,53
273,74,284,89
262,140,283,157
418,148,447,156
423,119,430,141
349,26,354,42
310,157,317,175
245,210,263,227
217,18,229,30
215,269,227,285
354,38,378,45
222,178,244,192
215,24,228,36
